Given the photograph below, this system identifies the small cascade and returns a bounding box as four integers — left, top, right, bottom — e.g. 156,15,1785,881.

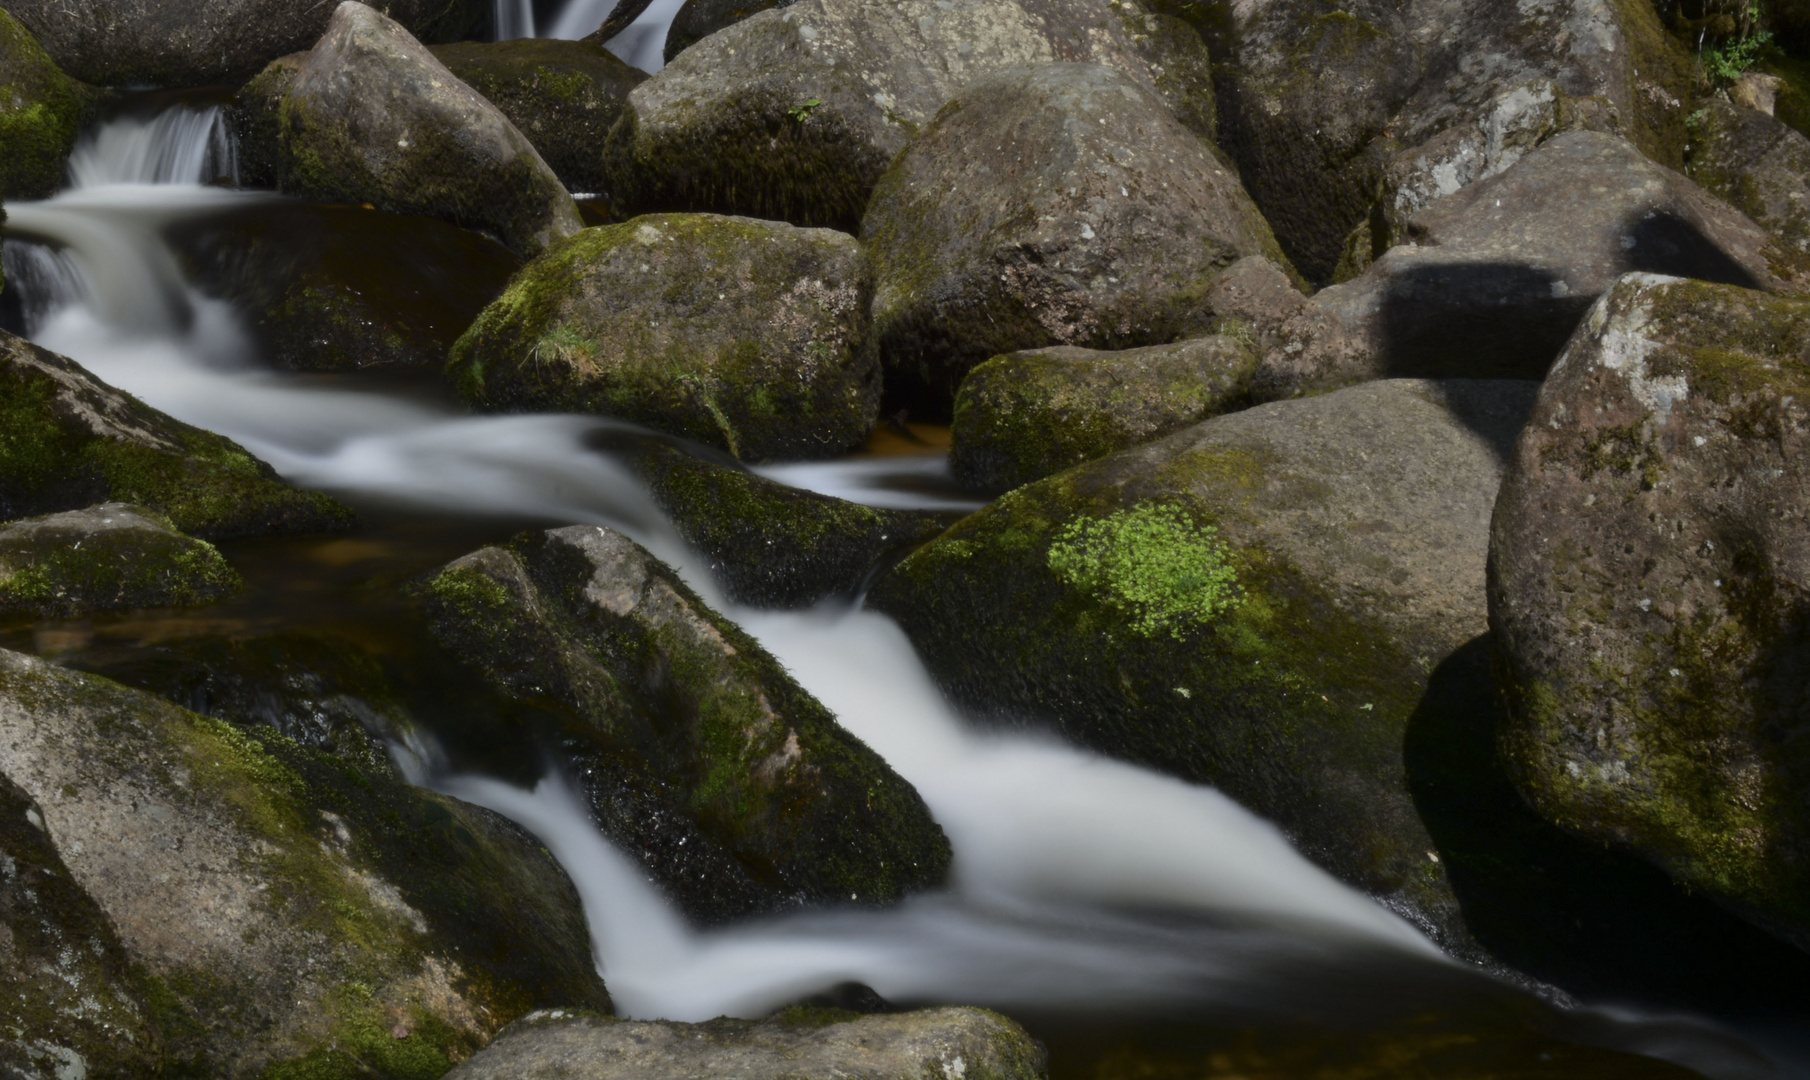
494,0,536,39
0,241,85,336
65,104,237,189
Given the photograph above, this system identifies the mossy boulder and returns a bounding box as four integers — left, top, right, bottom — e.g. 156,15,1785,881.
172,200,520,373
419,524,951,924
1257,131,1810,400
1489,272,1810,947
1686,95,1810,256
443,1006,1047,1079
430,39,647,199
0,648,610,1079
1209,0,1693,283
865,62,1290,412
605,434,950,607
869,378,1542,951
0,330,353,539
0,8,103,200
5,0,484,88
250,1,581,259
450,213,877,462
950,336,1258,496
602,0,1214,233
0,502,240,616
0,768,163,1080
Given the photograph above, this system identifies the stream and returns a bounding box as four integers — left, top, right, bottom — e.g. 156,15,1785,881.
3,86,1806,1080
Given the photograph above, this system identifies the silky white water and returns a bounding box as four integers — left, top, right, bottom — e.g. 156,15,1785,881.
495,0,688,70
1,104,1788,1079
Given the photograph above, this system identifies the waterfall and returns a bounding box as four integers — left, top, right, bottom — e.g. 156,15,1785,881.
0,103,1787,1080
494,0,536,40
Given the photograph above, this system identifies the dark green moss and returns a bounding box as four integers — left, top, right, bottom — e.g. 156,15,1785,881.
0,508,241,616
0,9,106,199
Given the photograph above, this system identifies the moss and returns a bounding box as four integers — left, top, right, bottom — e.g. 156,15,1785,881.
0,9,104,200
0,512,242,616
1047,503,1242,638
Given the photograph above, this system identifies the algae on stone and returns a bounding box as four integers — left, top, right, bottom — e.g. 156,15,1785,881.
451,213,877,462
0,502,240,616
0,330,353,539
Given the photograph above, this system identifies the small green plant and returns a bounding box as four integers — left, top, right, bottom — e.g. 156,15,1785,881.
1702,1,1773,83
787,97,822,122
1047,503,1243,638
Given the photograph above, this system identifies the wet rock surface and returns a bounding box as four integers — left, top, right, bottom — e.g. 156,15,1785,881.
4,0,485,87
951,336,1258,496
451,213,877,462
173,200,520,373
871,378,1540,950
865,62,1289,410
0,330,352,539
246,1,581,259
0,502,240,616
444,1006,1048,1080
0,648,609,1078
1257,131,1810,399
431,39,647,198
0,768,163,1080
608,435,950,607
1686,95,1810,256
604,0,1214,232
420,524,951,925
1490,272,1810,946
0,10,104,200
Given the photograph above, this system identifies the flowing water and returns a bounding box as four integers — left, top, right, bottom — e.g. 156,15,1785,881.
6,102,1806,1079
494,0,689,70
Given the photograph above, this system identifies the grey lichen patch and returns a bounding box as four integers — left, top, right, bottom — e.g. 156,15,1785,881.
450,213,878,462
0,502,241,617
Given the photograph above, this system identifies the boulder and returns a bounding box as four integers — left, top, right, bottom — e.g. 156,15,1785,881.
450,213,877,462
444,1006,1047,1080
172,201,520,373
1255,131,1810,400
430,39,647,198
419,524,952,924
5,0,484,88
950,335,1257,496
244,2,581,259
1201,0,1694,282
868,378,1541,950
663,0,790,64
0,503,239,616
865,62,1290,410
604,434,950,607
0,769,162,1080
1489,272,1810,945
0,9,102,200
1686,96,1810,255
0,330,353,539
603,0,1215,233
0,649,610,1078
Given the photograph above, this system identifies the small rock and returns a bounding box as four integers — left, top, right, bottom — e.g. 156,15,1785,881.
444,1006,1047,1080
450,213,877,462
865,62,1290,410
1490,272,1810,947
248,1,581,259
950,335,1257,495
420,524,952,924
1686,95,1810,255
0,503,240,617
1257,130,1810,399
0,329,353,539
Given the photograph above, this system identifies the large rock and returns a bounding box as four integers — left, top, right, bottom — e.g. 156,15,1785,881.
604,0,1214,233
431,39,647,198
5,0,484,88
0,649,610,1078
1490,272,1810,946
0,503,240,616
172,201,520,373
869,378,1540,950
1686,96,1810,256
1200,0,1694,282
445,1006,1046,1080
950,336,1257,496
865,62,1290,410
420,524,951,924
450,213,877,462
243,2,580,259
662,0,789,63
603,434,950,608
0,330,352,539
0,10,102,200
0,769,162,1080
1255,131,1810,400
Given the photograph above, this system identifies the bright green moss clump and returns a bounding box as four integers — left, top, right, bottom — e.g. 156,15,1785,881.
1048,504,1242,638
